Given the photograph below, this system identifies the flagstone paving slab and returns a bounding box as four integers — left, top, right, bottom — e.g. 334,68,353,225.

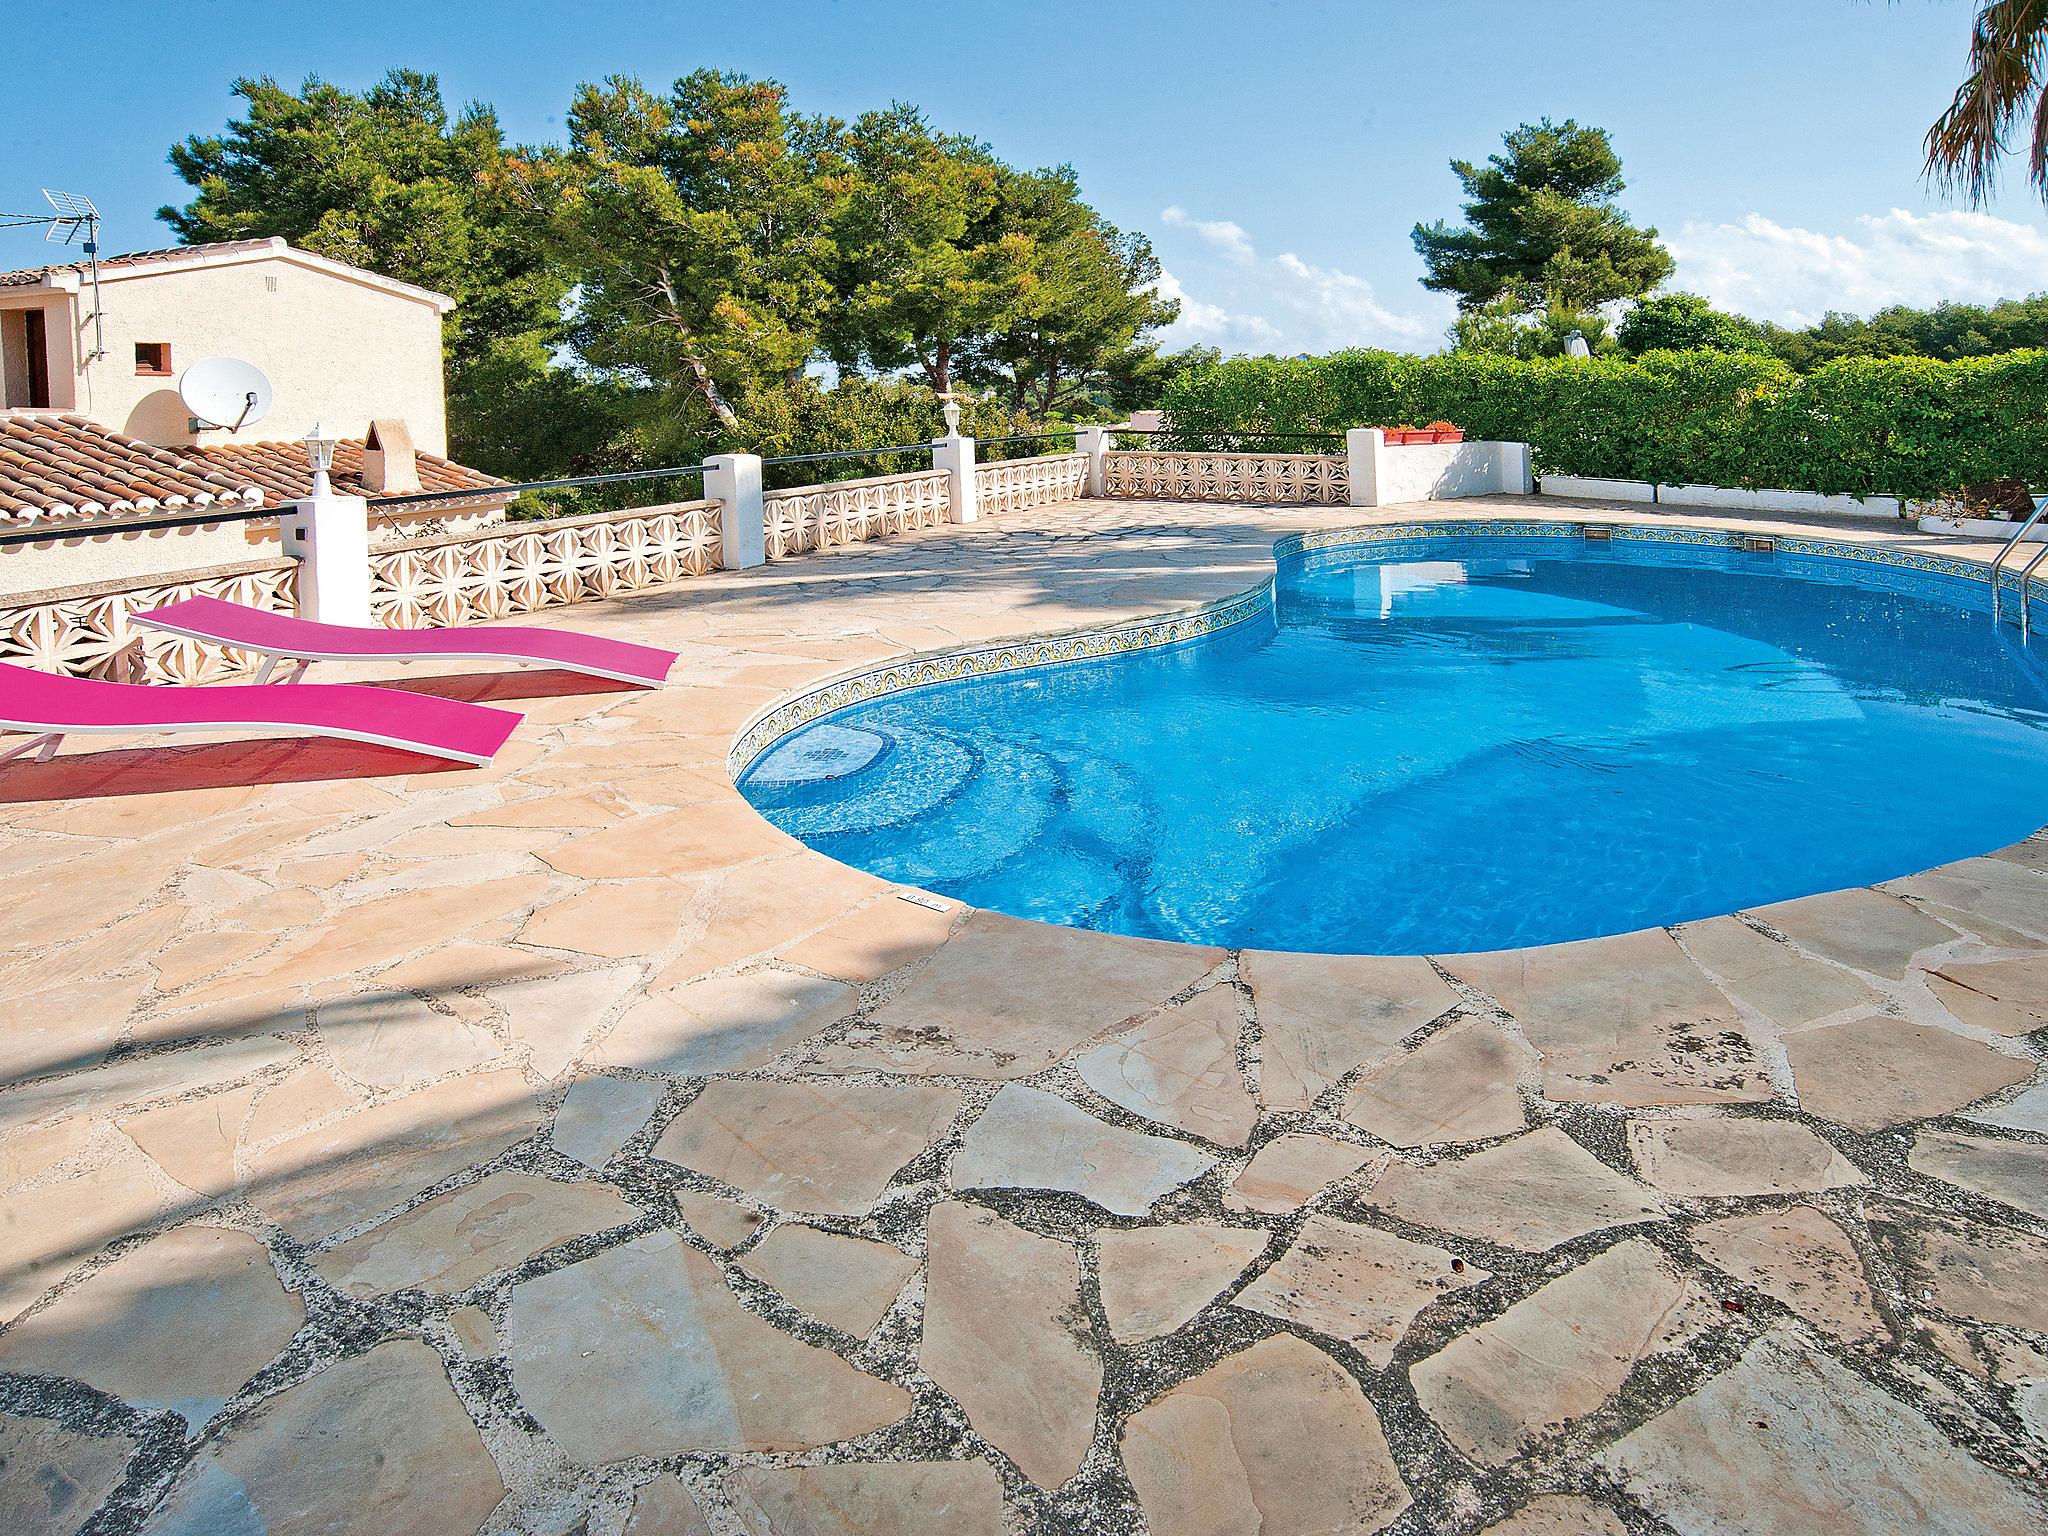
656,1078,961,1216
1096,1221,1271,1344
1626,1115,1866,1197
593,969,855,1078
1122,1333,1410,1536
1868,1210,2048,1333
623,1474,713,1535
1239,951,1457,1110
725,1460,1008,1536
1782,1015,2035,1131
1752,886,1958,978
1601,1332,2044,1535
921,1202,1099,1489
653,856,887,986
776,894,960,982
676,1190,768,1250
737,1225,917,1338
1367,1127,1665,1252
0,1226,302,1426
821,913,1220,1079
550,1073,666,1169
950,1083,1216,1217
117,1063,360,1200
1887,857,2048,946
1689,1206,1887,1343
1963,1080,2048,1132
0,1034,299,1135
0,1411,137,1536
313,990,502,1089
1342,1016,1531,1147
1412,1239,1722,1466
1444,929,1772,1106
505,1230,909,1464
1232,1213,1490,1365
1478,1495,1628,1535
489,963,643,1079
1,1125,182,1324
1072,986,1256,1147
1907,1130,2048,1221
239,1068,541,1242
1674,915,1881,1030
141,1339,505,1536
1925,954,2048,1036
1225,1131,1375,1214
313,1170,639,1297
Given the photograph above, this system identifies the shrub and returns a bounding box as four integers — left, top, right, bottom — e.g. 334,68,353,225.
1158,347,2048,498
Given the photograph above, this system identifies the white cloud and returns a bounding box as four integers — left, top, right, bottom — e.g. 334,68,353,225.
1152,208,1446,356
1669,208,2048,326
1161,205,1257,264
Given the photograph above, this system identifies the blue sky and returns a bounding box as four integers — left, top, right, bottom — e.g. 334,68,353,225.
3,0,2041,354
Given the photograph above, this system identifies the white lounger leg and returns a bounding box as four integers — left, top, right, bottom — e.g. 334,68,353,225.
253,656,312,685
0,732,62,763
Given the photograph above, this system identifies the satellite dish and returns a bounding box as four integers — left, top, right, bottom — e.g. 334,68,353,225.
179,356,274,432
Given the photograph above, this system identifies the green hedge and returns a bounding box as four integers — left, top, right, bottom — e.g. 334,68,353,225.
1157,348,2048,498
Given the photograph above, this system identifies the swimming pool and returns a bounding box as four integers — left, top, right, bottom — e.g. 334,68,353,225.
737,532,2048,954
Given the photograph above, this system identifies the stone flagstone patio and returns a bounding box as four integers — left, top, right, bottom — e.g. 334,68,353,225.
0,495,2044,1535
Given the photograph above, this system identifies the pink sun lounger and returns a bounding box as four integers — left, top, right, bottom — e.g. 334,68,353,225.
137,597,679,688
0,661,522,767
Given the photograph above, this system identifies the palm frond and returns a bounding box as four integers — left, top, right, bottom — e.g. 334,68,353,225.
1926,0,2048,202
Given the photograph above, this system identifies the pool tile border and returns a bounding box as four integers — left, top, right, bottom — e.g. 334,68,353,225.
729,515,2040,776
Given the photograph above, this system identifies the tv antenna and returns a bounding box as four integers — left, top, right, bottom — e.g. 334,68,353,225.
0,189,106,363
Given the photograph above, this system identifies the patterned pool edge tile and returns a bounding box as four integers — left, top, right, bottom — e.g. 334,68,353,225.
727,516,2040,776
727,578,1277,776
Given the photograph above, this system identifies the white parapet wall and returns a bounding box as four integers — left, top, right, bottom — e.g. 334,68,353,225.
1537,476,1905,520
1346,429,1532,507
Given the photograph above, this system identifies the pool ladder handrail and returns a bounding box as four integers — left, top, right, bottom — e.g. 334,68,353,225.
1989,496,2048,633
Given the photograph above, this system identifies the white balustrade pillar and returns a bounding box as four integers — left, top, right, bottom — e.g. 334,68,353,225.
1075,425,1110,498
282,490,373,625
1346,427,1387,508
706,453,766,569
1497,440,1534,495
933,435,979,524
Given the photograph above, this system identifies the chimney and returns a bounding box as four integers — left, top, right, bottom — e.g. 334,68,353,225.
361,418,422,494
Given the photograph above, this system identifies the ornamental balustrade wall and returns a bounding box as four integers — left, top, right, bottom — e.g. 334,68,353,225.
762,470,950,560
0,559,299,684
367,500,721,628
1102,450,1351,505
974,453,1090,516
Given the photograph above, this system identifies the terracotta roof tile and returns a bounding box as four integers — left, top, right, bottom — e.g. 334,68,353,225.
0,413,506,523
194,439,507,504
0,414,263,521
0,240,281,288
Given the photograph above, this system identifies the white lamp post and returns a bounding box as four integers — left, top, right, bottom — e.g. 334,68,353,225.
302,421,339,497
939,390,963,438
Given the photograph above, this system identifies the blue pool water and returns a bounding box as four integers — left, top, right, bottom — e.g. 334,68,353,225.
738,536,2048,954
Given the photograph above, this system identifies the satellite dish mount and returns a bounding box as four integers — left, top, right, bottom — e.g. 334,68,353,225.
179,357,275,434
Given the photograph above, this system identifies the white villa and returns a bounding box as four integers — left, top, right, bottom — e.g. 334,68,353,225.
0,238,509,587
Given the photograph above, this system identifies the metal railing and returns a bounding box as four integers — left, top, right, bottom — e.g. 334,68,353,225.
1989,497,2048,631
365,462,708,512
0,502,277,547
1112,426,1347,451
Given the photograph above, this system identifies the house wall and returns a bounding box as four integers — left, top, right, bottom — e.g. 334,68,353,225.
82,255,451,454
0,249,452,453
